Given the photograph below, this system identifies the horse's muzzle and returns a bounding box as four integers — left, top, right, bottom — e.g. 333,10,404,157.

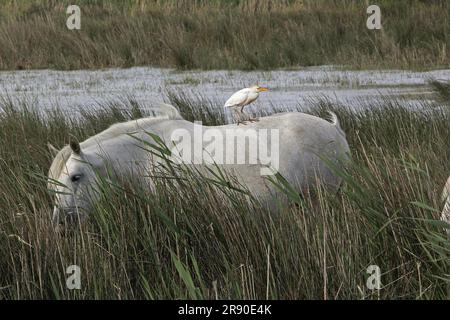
52,206,81,229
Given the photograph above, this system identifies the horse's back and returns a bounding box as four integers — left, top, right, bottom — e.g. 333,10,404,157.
151,112,350,199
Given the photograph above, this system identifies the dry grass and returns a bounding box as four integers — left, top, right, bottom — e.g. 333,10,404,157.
430,79,450,103
0,0,448,70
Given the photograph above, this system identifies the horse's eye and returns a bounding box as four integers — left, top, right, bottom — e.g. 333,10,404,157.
71,174,82,182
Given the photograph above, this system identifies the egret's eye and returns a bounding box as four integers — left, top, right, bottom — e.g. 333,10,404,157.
70,174,82,182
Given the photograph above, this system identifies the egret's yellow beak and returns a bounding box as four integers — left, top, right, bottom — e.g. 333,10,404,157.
258,87,269,92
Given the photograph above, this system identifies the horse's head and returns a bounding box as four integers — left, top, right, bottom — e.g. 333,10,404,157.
48,140,104,228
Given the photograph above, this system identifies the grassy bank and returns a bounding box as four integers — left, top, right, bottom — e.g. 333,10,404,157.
0,0,449,70
0,91,449,299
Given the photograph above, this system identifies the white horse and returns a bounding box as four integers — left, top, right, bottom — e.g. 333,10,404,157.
47,103,350,226
442,176,450,236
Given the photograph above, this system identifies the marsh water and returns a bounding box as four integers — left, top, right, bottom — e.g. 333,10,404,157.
1,66,449,116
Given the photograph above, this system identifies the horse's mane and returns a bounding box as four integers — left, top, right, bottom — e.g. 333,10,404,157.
48,103,182,186
48,145,72,188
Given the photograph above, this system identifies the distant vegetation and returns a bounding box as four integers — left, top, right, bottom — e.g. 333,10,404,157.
0,92,449,299
0,0,448,70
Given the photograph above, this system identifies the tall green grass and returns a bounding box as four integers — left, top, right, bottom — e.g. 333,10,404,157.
0,0,448,70
0,92,449,299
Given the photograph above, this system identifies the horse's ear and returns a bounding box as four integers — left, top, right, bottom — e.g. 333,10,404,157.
47,143,59,156
69,139,81,154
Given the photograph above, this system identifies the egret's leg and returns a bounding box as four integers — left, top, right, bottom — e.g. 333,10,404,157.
240,107,257,123
232,108,240,123
238,107,248,125
232,108,245,125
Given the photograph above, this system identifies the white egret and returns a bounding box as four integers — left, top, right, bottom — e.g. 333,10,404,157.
224,85,269,124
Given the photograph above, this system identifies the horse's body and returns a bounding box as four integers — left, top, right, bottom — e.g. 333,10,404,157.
48,104,350,225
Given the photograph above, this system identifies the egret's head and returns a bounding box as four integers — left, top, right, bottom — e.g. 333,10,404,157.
251,85,269,93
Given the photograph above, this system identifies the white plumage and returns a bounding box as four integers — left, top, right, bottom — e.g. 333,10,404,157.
224,85,268,124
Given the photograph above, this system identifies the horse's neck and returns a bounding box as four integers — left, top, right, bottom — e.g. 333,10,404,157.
84,124,162,170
